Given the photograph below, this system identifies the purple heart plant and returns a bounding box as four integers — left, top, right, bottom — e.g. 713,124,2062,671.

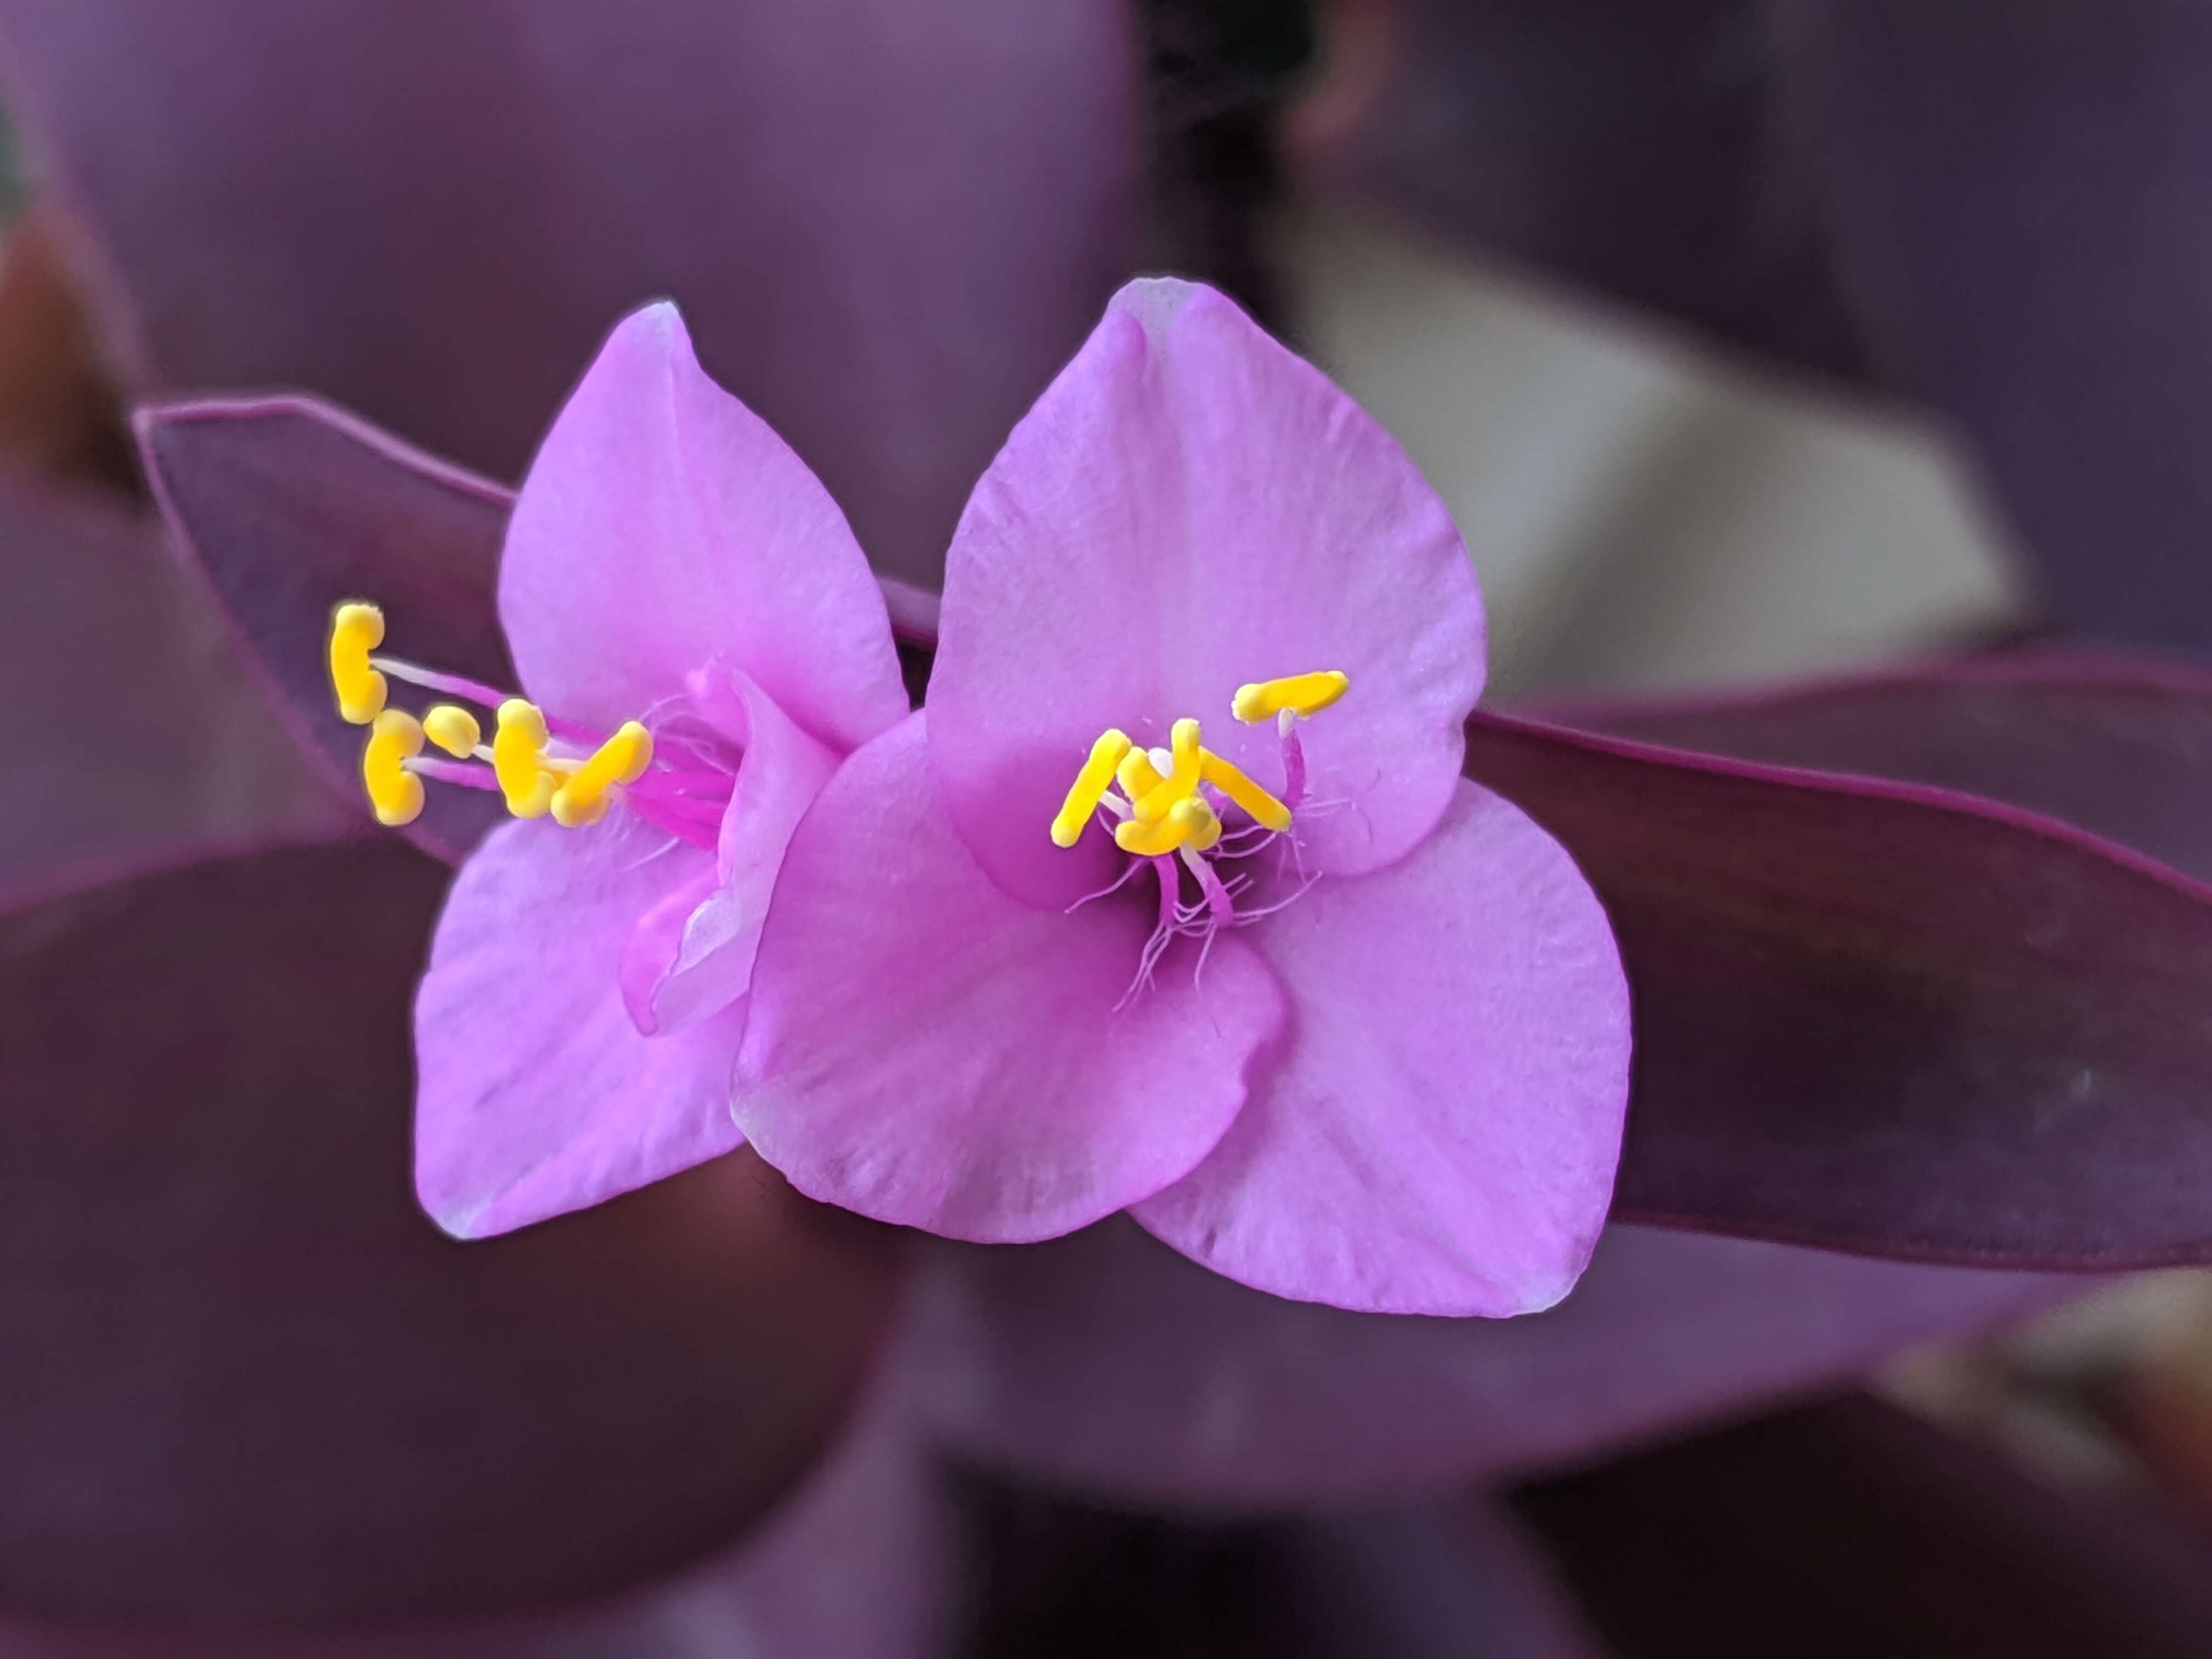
13,4,2212,1646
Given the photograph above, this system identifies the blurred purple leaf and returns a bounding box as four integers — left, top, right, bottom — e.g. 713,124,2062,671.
903,1216,2070,1510
0,462,342,888
1514,1391,2212,1657
1779,0,2212,654
1294,0,1869,377
1274,1499,1613,1658
0,1381,949,1657
1469,704,2212,1265
138,398,514,864
0,0,1137,590
0,838,898,1627
1305,2,2212,653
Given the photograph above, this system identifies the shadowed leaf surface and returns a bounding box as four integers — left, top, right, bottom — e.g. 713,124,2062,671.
1469,708,2212,1265
1515,1392,2212,1658
0,459,340,888
907,1216,2069,1510
0,0,1136,589
0,839,898,1626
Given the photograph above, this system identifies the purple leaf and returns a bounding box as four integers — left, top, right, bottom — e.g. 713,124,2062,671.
0,461,342,890
901,1216,2071,1509
1514,1392,2212,1657
1468,702,2212,1265
1779,0,2212,653
138,398,515,864
0,0,1137,589
0,1381,950,1657
1527,655,2212,883
0,838,899,1626
1274,1499,1613,1658
1294,0,1870,377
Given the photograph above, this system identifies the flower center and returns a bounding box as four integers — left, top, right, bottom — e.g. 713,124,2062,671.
1051,670,1348,997
329,601,731,844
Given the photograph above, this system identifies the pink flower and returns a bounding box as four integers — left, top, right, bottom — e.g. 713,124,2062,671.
356,303,909,1237
732,279,1633,1316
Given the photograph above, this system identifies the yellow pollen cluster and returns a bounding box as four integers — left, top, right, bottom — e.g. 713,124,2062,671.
329,602,388,724
1232,669,1348,725
328,600,653,830
1051,671,1344,856
362,709,425,827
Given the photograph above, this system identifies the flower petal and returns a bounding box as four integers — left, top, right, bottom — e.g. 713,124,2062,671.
696,663,845,936
618,667,844,1039
500,303,907,750
930,278,1486,909
1133,780,1630,1315
904,1216,2077,1510
735,713,1286,1243
416,819,746,1238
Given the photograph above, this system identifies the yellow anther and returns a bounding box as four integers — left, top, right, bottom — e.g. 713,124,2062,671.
1115,747,1165,802
1115,794,1216,857
1051,729,1133,847
550,720,655,830
1134,718,1203,821
328,601,388,725
493,699,561,819
1188,802,1224,854
1232,670,1350,725
1199,748,1292,833
362,709,425,827
422,704,482,758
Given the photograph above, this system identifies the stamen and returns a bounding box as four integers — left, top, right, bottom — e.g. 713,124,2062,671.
1133,718,1203,821
550,721,654,829
362,709,426,826
328,602,388,725
1197,749,1291,833
492,699,563,819
1052,729,1133,847
1232,670,1349,725
1116,747,1165,803
422,704,482,758
1115,794,1216,857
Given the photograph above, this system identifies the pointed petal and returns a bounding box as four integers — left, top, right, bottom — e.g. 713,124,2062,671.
930,278,1485,909
500,304,906,749
735,714,1286,1243
1135,780,1629,1316
415,820,745,1239
618,667,843,1039
905,1216,2076,1509
3,0,1136,589
698,663,844,944
1468,707,2212,1266
137,397,515,864
0,840,895,1623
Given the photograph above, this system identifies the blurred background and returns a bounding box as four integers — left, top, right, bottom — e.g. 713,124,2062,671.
3,2,2211,1654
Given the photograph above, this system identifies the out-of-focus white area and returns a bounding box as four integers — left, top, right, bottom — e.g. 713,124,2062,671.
1276,203,2029,698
